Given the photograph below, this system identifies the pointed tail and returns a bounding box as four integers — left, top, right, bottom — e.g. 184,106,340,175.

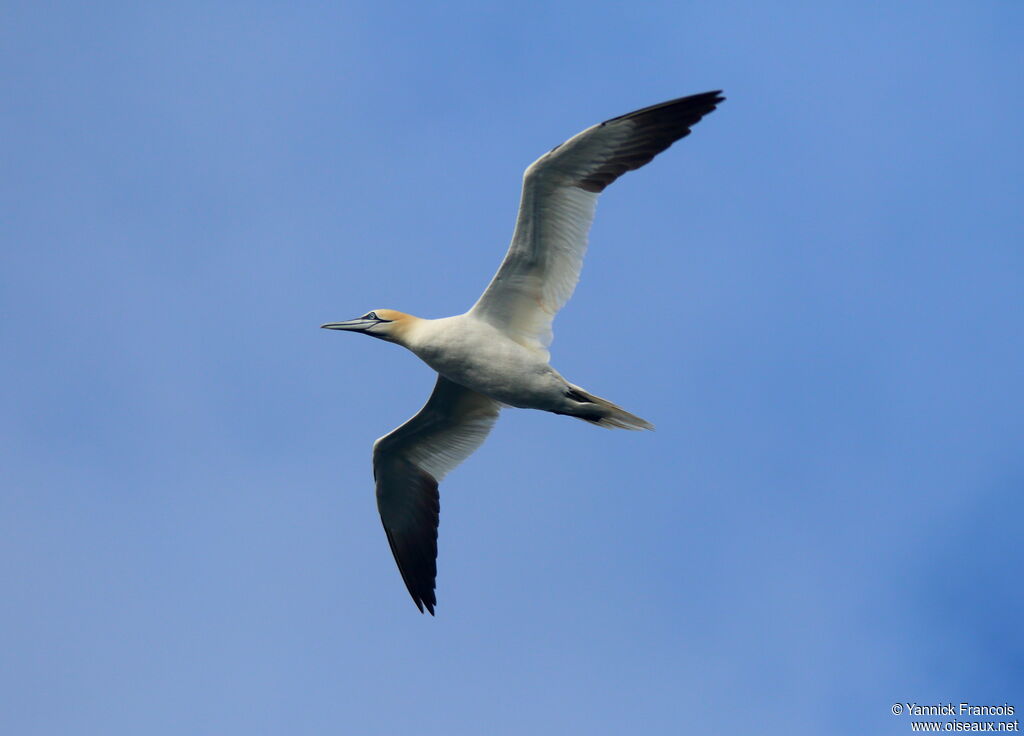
564,384,654,431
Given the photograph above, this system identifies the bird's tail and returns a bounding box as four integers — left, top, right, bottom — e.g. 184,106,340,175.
562,384,654,431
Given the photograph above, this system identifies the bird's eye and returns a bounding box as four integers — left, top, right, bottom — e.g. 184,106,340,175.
364,312,378,320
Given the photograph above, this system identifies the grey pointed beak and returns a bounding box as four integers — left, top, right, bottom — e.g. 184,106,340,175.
320,318,376,332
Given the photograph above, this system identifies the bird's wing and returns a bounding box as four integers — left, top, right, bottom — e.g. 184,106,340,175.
470,91,724,352
372,375,501,614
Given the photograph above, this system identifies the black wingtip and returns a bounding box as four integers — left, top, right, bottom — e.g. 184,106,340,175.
379,458,440,616
575,90,726,193
413,599,436,615
412,590,436,616
601,89,725,127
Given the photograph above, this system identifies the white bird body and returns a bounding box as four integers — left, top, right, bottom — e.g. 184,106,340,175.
401,314,567,411
323,91,725,614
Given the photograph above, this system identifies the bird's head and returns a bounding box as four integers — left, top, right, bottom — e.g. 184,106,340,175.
320,309,415,344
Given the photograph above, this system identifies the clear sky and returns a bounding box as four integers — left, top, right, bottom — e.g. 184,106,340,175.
2,2,1022,734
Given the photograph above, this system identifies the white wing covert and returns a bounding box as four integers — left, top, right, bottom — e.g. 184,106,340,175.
372,375,501,614
470,91,724,353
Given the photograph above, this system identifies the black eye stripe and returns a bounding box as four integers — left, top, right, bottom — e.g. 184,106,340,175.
359,310,392,324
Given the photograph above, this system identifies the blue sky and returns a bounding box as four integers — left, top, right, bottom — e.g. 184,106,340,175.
2,1,1022,734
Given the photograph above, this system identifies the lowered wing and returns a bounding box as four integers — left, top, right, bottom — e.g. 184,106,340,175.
372,375,501,614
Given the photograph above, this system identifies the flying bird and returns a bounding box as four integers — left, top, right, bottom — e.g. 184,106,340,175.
323,90,725,614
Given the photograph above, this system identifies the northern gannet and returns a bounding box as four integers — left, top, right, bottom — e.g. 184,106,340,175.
323,91,725,614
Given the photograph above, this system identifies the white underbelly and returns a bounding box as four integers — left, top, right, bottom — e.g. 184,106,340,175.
413,329,564,409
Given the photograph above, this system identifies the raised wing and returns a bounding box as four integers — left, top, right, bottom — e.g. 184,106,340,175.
372,375,501,614
470,90,724,352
